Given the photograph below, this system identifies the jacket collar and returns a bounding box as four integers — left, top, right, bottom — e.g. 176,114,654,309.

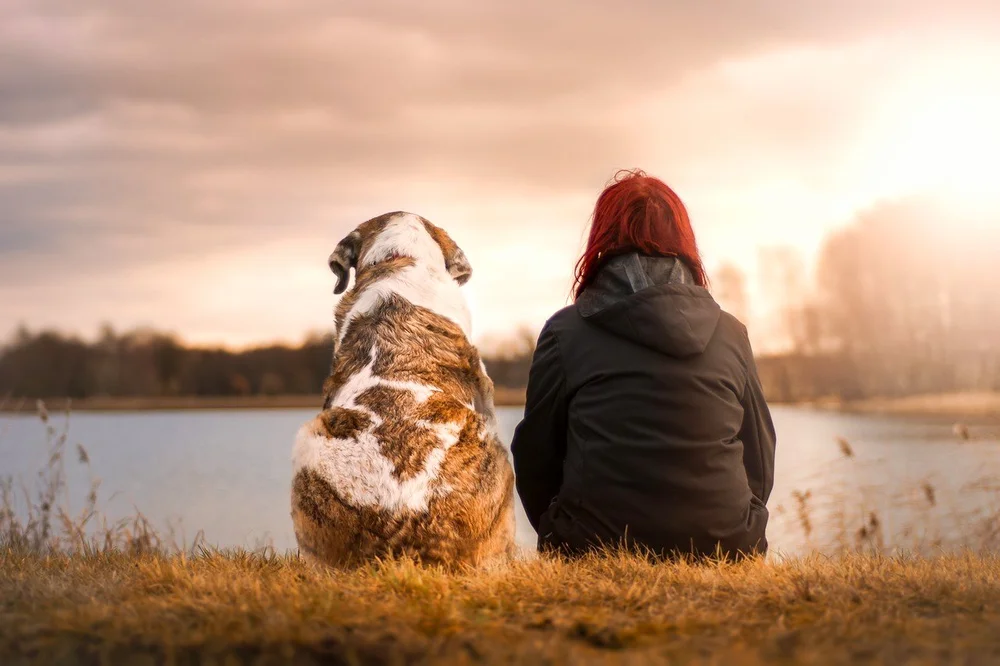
577,253,695,318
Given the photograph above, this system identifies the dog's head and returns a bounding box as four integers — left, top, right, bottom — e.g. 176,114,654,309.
328,212,472,295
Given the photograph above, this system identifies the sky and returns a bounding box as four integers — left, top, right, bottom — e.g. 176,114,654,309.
2,1,1000,352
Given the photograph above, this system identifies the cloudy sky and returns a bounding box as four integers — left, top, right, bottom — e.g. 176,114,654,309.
3,1,999,351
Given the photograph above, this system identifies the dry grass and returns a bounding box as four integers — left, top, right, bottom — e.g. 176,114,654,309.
0,401,203,557
3,548,1000,665
4,400,1000,664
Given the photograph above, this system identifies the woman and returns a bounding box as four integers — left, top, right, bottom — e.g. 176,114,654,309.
510,169,776,560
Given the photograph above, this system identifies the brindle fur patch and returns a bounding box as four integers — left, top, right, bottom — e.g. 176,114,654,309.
320,407,372,440
293,456,514,569
356,384,444,481
421,219,459,261
326,294,487,410
333,255,416,334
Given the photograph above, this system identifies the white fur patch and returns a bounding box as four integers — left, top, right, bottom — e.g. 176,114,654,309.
361,213,435,267
337,214,472,345
292,346,466,513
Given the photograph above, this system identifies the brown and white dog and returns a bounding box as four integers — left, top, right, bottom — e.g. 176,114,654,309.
291,212,516,568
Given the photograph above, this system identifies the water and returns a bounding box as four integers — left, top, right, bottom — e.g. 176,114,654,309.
1,406,999,556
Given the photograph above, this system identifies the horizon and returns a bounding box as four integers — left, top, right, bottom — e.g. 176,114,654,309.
3,2,1000,354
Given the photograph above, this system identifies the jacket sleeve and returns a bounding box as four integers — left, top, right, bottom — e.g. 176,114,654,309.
739,353,777,505
510,322,569,532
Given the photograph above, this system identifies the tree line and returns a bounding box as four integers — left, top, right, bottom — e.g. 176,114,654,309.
3,198,998,403
0,325,535,401
744,199,1000,401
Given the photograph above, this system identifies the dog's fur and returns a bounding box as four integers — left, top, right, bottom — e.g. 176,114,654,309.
291,212,516,568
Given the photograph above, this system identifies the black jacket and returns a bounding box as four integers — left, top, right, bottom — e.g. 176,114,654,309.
510,253,776,559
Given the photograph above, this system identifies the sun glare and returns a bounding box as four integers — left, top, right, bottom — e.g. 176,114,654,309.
857,46,1000,208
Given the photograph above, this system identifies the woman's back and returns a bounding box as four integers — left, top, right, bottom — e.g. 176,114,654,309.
510,170,775,560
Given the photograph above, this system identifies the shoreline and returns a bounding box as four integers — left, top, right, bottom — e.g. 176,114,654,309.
0,387,528,414
3,390,998,422
788,391,1000,424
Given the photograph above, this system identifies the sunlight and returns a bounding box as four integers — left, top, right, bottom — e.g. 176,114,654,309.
883,95,1000,197
857,45,1000,207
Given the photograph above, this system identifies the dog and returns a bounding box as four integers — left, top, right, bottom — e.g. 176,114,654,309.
291,211,516,568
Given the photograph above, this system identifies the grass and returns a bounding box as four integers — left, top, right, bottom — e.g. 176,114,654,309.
0,400,202,557
4,548,1000,665
4,400,1000,664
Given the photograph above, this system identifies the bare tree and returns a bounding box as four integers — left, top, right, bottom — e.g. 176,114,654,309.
757,245,817,354
814,199,1000,397
712,262,750,326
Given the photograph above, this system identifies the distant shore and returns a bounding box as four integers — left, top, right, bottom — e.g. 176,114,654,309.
3,390,998,421
791,391,1000,423
0,387,528,414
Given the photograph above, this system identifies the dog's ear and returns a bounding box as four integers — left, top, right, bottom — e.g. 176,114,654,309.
328,230,361,295
446,246,472,285
422,220,472,285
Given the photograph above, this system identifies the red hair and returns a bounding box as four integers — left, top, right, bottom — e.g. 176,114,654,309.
573,169,707,300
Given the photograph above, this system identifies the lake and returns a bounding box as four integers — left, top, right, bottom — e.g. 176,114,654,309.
2,406,999,557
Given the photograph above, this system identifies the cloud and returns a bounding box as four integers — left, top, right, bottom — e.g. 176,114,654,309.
2,0,999,344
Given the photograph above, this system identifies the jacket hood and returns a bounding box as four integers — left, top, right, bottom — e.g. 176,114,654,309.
576,253,721,357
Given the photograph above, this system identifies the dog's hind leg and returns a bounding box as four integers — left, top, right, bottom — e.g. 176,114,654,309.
471,358,501,437
470,480,518,569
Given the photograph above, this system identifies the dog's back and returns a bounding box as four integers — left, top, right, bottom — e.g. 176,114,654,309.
291,213,515,568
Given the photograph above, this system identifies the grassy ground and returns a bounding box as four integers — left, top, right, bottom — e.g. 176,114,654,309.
4,402,1000,664
4,547,1000,665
